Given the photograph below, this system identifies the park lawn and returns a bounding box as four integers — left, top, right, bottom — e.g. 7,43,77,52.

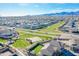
12,39,30,48
33,45,43,55
38,21,65,33
12,29,34,48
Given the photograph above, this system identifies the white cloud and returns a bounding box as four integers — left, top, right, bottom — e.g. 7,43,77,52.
49,8,79,13
0,11,28,16
18,3,40,8
1,8,79,16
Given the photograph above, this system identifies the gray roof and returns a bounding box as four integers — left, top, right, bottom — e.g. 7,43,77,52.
40,40,61,56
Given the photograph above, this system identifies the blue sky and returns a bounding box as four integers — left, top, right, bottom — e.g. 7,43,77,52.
0,3,79,16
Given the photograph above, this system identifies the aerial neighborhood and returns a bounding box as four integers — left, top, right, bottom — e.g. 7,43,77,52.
0,3,79,56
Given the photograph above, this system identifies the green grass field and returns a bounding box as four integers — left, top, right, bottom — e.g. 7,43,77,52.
12,21,65,48
33,45,43,55
12,29,33,48
38,21,65,33
0,38,7,43
12,29,52,48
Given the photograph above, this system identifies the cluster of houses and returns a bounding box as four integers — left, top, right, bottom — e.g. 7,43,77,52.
0,26,18,39
0,15,64,29
26,39,76,56
0,43,19,56
54,33,79,55
61,16,79,33
26,33,79,56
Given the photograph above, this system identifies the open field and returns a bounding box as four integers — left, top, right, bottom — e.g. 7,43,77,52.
0,38,7,43
12,29,33,48
12,21,65,48
38,21,65,33
12,29,52,48
21,21,65,35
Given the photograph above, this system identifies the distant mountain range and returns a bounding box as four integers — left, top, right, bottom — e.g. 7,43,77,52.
42,11,79,16
1,11,79,17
